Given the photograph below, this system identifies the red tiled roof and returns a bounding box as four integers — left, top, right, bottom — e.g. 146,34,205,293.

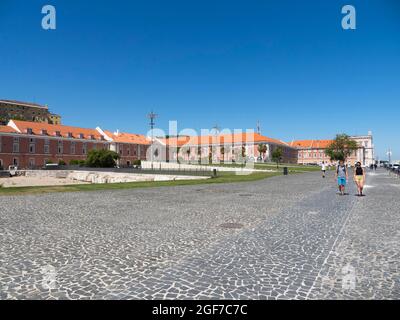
11,120,104,140
103,130,150,145
289,140,333,149
160,133,289,147
0,125,18,133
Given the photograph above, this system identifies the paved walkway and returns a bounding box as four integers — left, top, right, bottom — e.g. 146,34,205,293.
0,169,399,299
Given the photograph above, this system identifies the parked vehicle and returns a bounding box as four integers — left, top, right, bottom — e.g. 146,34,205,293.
8,165,18,176
43,163,60,170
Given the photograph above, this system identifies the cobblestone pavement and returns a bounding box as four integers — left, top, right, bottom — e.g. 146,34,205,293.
0,169,399,299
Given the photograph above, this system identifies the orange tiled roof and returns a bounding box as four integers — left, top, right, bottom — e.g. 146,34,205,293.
0,125,18,133
289,140,333,149
104,130,150,145
160,133,289,147
11,120,104,140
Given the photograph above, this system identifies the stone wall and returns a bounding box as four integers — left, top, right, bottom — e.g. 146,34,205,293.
22,170,210,184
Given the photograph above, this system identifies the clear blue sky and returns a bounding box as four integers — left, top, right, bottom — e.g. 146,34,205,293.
1,0,399,160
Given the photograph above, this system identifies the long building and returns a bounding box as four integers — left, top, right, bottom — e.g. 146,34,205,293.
0,102,376,169
152,132,298,164
289,132,375,166
0,120,149,169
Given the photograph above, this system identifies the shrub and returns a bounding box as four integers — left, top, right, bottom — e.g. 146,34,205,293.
69,159,86,166
58,160,66,166
85,149,120,168
133,159,141,167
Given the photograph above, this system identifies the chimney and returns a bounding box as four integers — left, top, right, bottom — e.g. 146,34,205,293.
41,129,48,135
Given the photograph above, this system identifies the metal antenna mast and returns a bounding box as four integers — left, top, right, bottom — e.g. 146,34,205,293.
212,124,220,136
147,111,158,169
256,120,261,135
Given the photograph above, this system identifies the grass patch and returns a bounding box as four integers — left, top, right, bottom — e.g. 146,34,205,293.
0,171,283,196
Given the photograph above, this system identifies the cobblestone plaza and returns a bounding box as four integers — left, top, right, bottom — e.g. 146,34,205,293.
1,170,399,299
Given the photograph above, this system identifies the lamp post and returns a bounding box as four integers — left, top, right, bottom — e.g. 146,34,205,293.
387,148,392,165
147,111,158,170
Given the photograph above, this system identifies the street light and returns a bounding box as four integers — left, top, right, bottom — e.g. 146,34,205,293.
387,148,392,164
147,111,158,169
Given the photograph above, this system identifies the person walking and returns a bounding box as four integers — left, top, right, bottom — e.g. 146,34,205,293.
336,160,348,196
321,161,327,178
354,161,366,196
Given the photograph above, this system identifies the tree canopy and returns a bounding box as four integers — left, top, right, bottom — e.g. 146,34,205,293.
272,147,283,168
85,149,120,168
325,134,358,161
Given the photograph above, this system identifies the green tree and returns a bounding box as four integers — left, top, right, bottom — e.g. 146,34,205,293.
258,144,267,161
85,149,120,168
325,134,358,161
272,147,283,169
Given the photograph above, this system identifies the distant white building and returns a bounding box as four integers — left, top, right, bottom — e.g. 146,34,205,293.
290,131,375,166
349,131,375,167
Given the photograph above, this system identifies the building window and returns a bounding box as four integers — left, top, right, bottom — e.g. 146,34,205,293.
82,143,87,154
58,140,63,154
44,144,50,154
29,144,35,153
13,142,19,153
71,142,76,154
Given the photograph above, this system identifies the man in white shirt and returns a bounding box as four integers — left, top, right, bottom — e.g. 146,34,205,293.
321,161,327,178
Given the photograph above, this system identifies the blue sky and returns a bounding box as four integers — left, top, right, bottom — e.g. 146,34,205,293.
0,0,399,160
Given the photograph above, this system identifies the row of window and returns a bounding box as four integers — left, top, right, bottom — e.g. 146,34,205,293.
299,152,327,158
0,157,66,168
5,137,105,155
118,145,144,157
